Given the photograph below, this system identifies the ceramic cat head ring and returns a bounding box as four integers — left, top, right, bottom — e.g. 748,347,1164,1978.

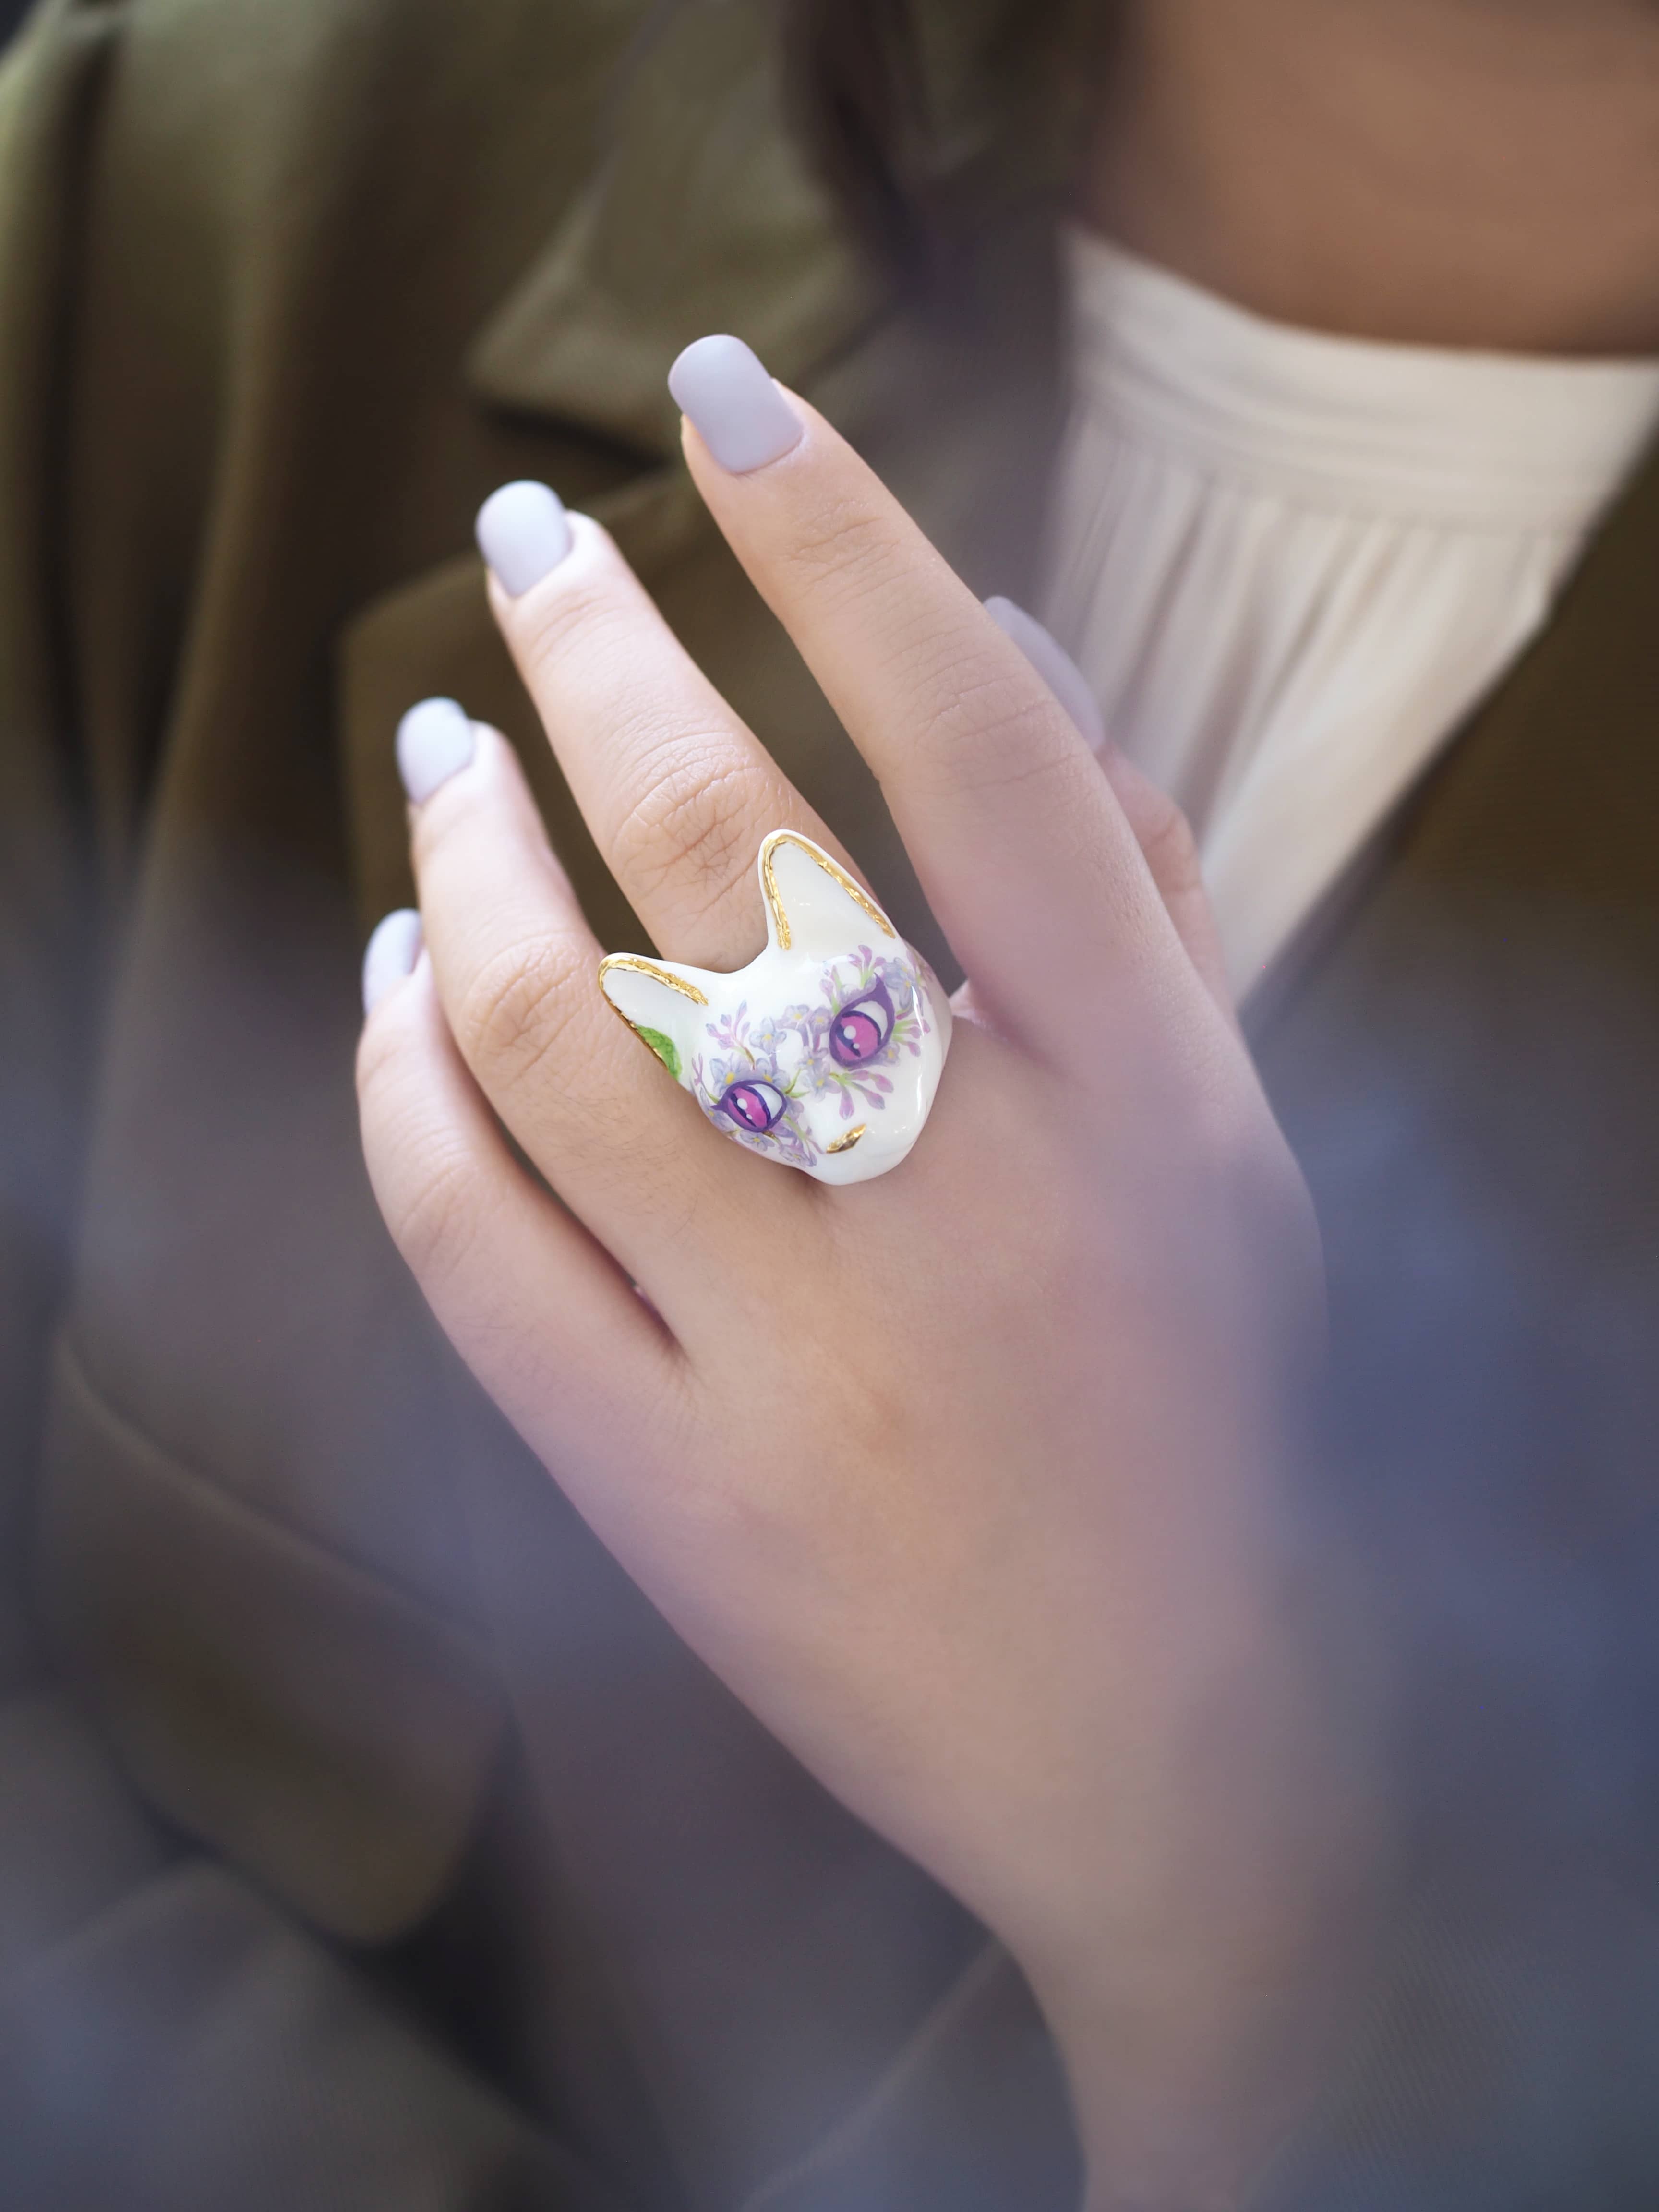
599,831,951,1185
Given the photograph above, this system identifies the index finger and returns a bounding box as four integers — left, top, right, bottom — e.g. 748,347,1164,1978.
668,337,1199,1046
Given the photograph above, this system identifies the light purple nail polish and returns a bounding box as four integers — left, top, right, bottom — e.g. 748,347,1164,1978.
396,696,475,804
475,480,573,597
668,335,803,474
984,595,1106,752
362,908,423,1014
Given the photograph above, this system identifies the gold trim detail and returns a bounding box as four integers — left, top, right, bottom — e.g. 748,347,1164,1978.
760,831,896,951
597,953,708,1006
824,1124,867,1153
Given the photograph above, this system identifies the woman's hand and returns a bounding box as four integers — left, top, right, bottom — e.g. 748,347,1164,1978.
357,342,1381,2208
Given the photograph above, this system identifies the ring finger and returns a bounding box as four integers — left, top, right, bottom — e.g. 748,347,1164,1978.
475,486,864,970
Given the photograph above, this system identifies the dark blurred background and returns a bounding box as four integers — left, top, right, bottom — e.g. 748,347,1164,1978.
1,1,30,51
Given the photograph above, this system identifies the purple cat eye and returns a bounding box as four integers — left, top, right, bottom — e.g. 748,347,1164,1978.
719,1078,787,1134
829,975,896,1068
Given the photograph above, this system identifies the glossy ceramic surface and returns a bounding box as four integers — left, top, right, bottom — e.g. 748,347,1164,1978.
599,831,951,1185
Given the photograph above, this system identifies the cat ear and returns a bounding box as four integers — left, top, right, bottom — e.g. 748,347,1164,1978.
597,954,712,1083
759,831,898,959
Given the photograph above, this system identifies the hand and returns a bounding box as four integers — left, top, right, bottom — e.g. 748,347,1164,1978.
357,345,1382,2208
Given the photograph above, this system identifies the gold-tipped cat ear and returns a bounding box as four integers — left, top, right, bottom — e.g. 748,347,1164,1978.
597,953,709,1080
759,831,896,954
597,954,708,1006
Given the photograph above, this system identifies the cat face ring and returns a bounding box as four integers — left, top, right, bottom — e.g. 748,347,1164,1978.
598,831,951,1185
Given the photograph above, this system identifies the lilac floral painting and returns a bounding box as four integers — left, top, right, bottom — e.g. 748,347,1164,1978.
599,832,951,1185
695,945,934,1170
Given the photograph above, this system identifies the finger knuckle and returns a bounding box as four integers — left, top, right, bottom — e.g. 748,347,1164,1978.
514,567,625,681
407,756,504,877
389,1142,492,1284
777,488,894,600
926,678,1080,802
880,626,1074,792
611,748,759,907
455,933,588,1091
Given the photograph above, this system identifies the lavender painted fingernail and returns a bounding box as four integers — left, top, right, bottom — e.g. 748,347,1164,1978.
668,335,803,474
396,697,475,805
362,908,423,1015
984,596,1106,752
475,480,573,597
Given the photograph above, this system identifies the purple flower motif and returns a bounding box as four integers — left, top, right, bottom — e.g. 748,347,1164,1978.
690,942,933,1167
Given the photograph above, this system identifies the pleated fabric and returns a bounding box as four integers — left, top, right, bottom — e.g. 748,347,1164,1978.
1041,230,1659,997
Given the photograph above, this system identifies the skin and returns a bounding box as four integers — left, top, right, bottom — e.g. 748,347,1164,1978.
360,3,1659,2202
1082,0,1659,354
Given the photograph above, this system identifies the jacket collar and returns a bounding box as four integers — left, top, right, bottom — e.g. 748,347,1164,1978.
462,0,1071,456
464,0,883,453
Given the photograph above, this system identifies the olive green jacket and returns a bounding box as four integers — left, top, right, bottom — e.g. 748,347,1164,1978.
2,1,1658,2205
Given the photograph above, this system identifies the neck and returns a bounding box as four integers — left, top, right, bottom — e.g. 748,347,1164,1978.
1079,0,1659,354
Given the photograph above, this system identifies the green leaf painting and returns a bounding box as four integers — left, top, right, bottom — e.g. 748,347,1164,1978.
637,1026,681,1080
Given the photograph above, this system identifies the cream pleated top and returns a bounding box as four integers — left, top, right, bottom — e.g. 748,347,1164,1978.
1040,229,1659,1000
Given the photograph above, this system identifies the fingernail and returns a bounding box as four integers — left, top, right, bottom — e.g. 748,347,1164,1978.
668,335,803,474
983,596,1105,752
396,697,475,804
475,480,573,597
362,908,423,1014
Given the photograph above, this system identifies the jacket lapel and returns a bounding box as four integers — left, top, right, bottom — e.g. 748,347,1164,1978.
1254,433,1659,1551
463,0,883,453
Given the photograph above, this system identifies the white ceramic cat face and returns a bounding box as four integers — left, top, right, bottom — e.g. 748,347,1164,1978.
599,832,951,1186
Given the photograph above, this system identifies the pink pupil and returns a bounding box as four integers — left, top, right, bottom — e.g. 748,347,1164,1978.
834,1011,882,1062
725,1084,778,1131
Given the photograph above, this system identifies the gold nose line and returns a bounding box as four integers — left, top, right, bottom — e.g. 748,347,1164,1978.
824,1124,867,1154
